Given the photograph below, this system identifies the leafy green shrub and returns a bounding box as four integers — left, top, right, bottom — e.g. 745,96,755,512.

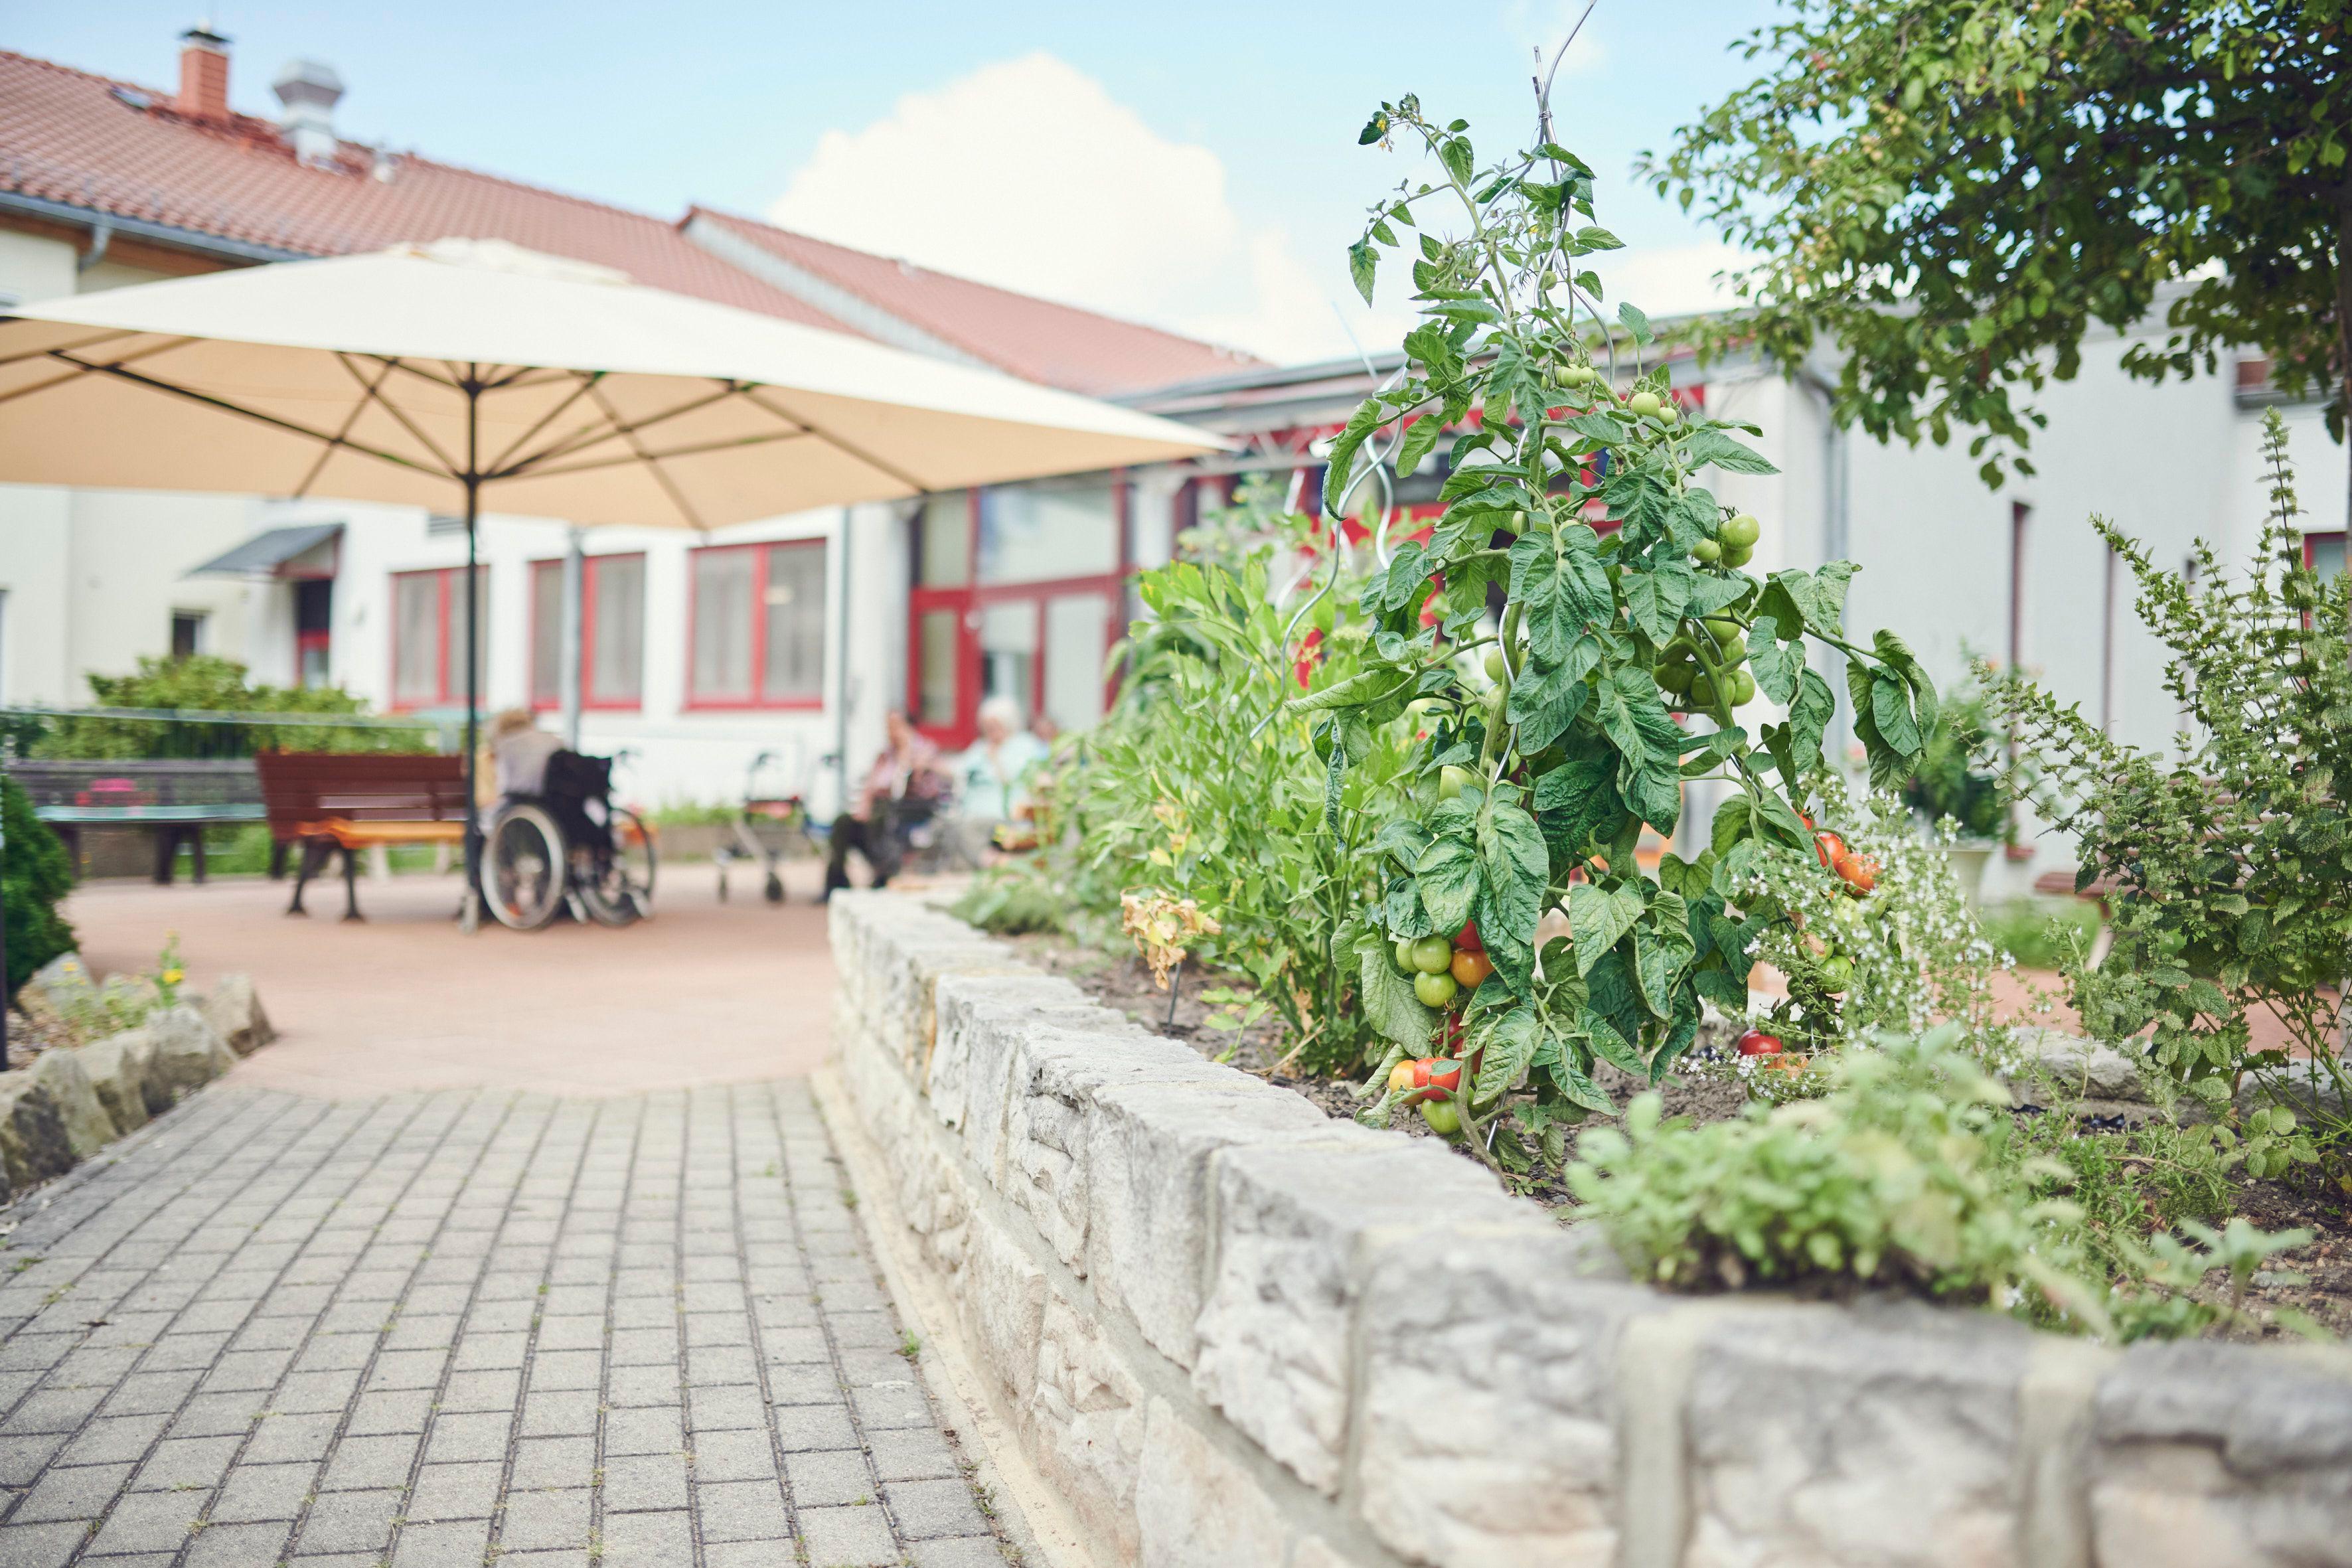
2,772,74,1000
1569,1025,2306,1338
29,655,429,759
1978,898,2100,973
1900,677,2009,842
1992,411,2351,1175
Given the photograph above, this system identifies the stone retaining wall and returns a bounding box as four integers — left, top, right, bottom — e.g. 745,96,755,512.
828,891,2352,1568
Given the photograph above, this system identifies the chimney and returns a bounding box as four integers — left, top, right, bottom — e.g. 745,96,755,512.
177,25,231,121
273,59,346,167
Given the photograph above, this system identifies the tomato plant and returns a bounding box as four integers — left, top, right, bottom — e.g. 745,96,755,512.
1317,93,1936,1172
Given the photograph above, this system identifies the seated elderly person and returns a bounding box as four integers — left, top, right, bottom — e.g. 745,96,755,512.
947,696,1050,860
821,709,949,900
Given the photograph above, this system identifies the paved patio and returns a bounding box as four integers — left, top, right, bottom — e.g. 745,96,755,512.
0,864,1016,1567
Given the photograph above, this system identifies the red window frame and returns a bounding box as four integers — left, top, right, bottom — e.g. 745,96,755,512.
2304,531,2345,575
684,538,827,712
387,566,484,711
906,481,1131,749
528,553,647,713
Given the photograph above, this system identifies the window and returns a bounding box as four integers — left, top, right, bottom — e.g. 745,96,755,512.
688,540,826,708
530,554,645,710
977,480,1117,584
389,566,487,709
294,579,333,689
2306,532,2346,582
170,611,206,661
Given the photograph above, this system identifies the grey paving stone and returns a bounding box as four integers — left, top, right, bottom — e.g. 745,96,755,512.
796,1502,901,1567
686,1427,777,1482
242,1412,339,1464
388,1517,492,1568
907,1539,1012,1568
183,1519,295,1568
599,1405,683,1457
518,1389,598,1438
209,1461,319,1523
692,1478,790,1542
852,1381,934,1431
319,1431,420,1490
595,1507,690,1568
344,1388,434,1436
86,1487,208,1555
686,1384,763,1432
51,1417,161,1469
866,1427,958,1483
129,1434,242,1492
785,1448,876,1508
11,1459,133,1522
165,1393,265,1440
291,1488,400,1555
497,1486,592,1551
421,1411,510,1466
0,1520,87,1568
598,1451,687,1513
509,1435,594,1492
773,1403,859,1452
406,1460,502,1523
525,1350,602,1392
886,1478,992,1541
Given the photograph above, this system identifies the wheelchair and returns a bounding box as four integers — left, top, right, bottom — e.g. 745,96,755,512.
481,749,655,931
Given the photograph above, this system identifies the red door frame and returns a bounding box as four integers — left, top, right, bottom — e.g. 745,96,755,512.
685,539,826,712
907,477,1130,749
528,553,647,712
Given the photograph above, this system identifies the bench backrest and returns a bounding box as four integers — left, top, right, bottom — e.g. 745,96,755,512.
1,757,261,812
254,752,467,841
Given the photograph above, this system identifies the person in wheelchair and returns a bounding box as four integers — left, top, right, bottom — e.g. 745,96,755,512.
821,708,949,901
479,709,649,928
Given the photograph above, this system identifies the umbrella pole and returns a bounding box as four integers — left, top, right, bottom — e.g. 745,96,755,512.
459,380,483,933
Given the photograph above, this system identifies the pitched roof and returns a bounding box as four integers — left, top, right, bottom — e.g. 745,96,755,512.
688,206,1265,398
0,49,854,333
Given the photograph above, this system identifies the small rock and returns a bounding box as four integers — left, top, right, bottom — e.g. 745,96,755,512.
0,1073,75,1191
23,953,93,1010
75,1029,165,1131
2009,1027,2152,1103
30,1049,116,1160
145,1007,236,1095
200,974,274,1057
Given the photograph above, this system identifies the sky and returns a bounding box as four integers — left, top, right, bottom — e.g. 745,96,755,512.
5,1,1782,365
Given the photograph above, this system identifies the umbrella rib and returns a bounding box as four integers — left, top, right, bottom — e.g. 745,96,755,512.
496,380,757,478
333,354,464,476
481,370,608,477
736,386,930,494
362,355,464,392
44,349,455,481
0,327,145,371
294,354,406,499
572,379,705,528
0,335,202,409
497,428,818,481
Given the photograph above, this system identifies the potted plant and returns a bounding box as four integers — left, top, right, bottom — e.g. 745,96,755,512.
1899,678,2009,902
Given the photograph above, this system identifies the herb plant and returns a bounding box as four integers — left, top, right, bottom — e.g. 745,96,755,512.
1314,95,1936,1164
1992,411,2352,1177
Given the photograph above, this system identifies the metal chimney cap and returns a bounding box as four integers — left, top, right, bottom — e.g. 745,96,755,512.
272,58,345,110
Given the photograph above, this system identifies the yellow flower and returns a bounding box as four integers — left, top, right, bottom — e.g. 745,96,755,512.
161,969,184,985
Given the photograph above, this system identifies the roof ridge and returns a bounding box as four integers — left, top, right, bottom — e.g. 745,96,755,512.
690,203,1263,363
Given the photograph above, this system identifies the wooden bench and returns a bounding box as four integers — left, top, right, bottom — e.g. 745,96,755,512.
2033,868,2118,967
1,758,264,883
255,752,467,920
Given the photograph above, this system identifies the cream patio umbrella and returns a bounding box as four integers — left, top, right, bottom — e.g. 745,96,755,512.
0,238,1221,932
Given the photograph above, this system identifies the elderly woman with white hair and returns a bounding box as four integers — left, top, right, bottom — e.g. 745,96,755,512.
948,694,1050,860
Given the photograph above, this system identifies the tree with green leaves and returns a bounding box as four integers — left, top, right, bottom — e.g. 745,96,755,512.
1647,1,2352,497
1314,94,1936,1172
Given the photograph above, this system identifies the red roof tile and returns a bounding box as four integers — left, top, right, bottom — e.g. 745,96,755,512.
0,49,855,333
689,206,1265,398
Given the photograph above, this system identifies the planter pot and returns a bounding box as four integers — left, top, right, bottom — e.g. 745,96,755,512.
1944,840,1996,906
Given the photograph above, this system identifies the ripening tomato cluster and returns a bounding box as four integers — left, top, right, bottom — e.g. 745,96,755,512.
1387,921,1488,1135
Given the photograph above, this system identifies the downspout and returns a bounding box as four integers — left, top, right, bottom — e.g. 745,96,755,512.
76,220,113,275
833,506,854,819
559,528,584,748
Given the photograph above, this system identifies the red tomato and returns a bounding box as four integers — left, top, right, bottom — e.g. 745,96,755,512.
1813,831,1847,872
1454,920,1484,954
1736,1030,1784,1058
1450,950,1495,989
1411,1059,1462,1093
1835,852,1879,894
1386,1060,1416,1094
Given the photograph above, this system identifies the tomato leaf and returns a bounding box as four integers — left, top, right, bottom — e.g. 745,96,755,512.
1354,932,1436,1050
1569,880,1643,977
1680,428,1780,475
1413,835,1483,933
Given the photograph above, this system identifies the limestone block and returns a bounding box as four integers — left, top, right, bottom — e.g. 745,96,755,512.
1083,1077,1335,1368
1031,1283,1151,1560
998,1026,1237,1273
1354,1223,1650,1568
74,1028,162,1131
2090,1341,2352,1568
1192,1134,1519,1495
1135,1395,1297,1568
144,1006,237,1095
30,1048,116,1160
200,973,275,1056
2011,1028,2152,1103
1682,1301,2035,1568
955,1208,1050,1415
874,930,1020,1068
0,1072,74,1191
929,972,1123,1134
22,953,94,1011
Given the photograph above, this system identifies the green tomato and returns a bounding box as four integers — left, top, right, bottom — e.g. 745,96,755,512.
1832,898,1865,929
1721,540,1755,570
1715,632,1749,665
1419,1097,1462,1136
1628,390,1662,418
1729,669,1758,706
1656,661,1695,696
1484,650,1510,682
1818,955,1853,992
1688,673,1719,708
1656,402,1680,425
1413,970,1460,1007
1409,937,1455,975
1702,615,1742,647
1393,938,1418,975
1722,513,1761,548
1437,764,1472,800
1690,538,1723,564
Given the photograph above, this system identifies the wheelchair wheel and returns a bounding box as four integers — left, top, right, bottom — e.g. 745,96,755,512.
763,871,784,905
485,804,566,931
579,807,655,927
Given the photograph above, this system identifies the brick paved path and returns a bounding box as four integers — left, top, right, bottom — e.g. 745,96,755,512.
0,1083,1011,1568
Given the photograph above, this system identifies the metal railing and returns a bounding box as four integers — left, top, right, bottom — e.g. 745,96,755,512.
0,704,452,761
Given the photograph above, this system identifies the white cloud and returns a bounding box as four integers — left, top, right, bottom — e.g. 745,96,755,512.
766,53,1397,366
1503,0,1608,77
